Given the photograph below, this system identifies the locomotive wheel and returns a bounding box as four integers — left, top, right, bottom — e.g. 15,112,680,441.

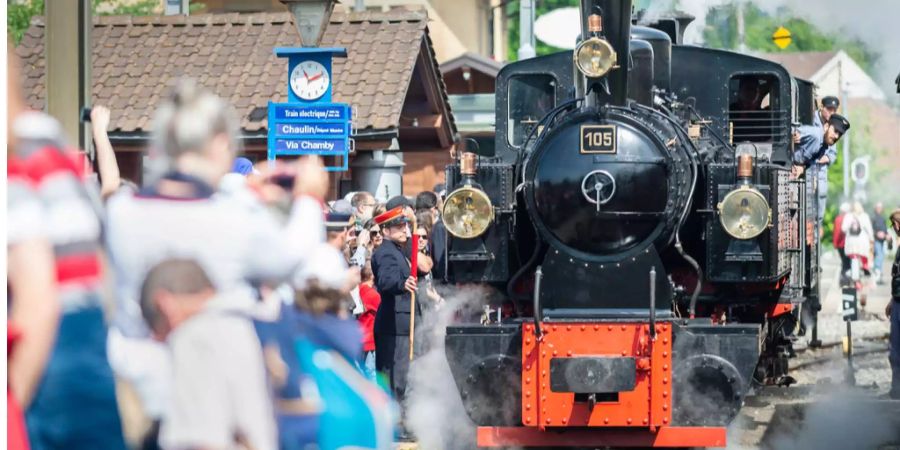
459,355,521,427
673,355,744,426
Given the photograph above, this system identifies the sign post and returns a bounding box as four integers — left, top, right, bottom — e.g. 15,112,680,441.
772,26,792,50
841,287,858,385
267,48,353,171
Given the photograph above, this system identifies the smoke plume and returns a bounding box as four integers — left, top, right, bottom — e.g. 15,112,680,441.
404,285,501,450
637,0,900,98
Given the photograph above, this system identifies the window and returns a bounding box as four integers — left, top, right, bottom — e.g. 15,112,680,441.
507,75,556,147
727,74,781,144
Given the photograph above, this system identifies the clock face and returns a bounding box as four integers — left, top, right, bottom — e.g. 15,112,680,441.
290,60,330,101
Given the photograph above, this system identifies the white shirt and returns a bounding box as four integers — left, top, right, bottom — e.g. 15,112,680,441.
106,191,323,338
160,296,277,450
842,212,874,257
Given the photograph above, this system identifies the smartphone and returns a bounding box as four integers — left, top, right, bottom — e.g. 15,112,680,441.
271,174,295,190
81,107,93,122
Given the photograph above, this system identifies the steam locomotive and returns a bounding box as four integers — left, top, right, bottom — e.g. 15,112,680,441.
438,0,821,447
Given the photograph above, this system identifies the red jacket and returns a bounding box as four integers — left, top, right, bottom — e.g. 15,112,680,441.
358,284,381,352
8,324,30,450
833,213,846,249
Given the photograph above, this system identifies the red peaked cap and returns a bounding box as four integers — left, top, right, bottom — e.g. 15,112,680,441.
373,206,408,227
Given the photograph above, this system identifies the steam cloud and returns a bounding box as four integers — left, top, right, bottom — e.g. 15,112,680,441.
404,285,503,450
765,387,899,449
638,0,900,98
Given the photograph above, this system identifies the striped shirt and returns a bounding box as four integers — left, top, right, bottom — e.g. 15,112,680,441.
8,111,105,312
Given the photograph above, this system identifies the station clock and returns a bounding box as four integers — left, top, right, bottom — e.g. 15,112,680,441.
289,60,331,101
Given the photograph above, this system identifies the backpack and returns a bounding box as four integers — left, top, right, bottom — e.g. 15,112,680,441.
848,217,862,237
294,338,396,450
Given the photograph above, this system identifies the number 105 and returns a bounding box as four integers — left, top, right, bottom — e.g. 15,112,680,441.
586,131,613,147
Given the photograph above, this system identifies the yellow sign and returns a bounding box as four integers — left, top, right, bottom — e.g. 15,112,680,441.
773,26,792,49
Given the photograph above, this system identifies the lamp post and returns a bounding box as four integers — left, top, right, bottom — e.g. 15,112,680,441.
842,82,851,200
518,0,536,59
280,0,340,47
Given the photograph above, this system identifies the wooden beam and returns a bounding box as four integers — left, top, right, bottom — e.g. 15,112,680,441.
399,114,444,130
46,0,92,154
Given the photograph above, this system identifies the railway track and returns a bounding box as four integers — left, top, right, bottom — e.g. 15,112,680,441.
732,334,897,449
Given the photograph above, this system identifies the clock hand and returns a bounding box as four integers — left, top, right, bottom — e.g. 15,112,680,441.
302,68,310,80
308,72,324,82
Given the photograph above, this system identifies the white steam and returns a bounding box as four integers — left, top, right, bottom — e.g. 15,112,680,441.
766,387,899,449
637,0,900,97
404,285,499,450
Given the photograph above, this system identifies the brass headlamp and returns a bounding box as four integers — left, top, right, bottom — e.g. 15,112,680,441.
574,37,617,79
717,185,771,240
442,152,494,239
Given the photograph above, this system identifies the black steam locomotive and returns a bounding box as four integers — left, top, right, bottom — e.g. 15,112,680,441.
438,1,821,447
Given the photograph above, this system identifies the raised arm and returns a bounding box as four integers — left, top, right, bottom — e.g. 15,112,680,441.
91,106,121,199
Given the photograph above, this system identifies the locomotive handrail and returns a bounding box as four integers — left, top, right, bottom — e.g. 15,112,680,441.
533,265,543,337
649,266,657,340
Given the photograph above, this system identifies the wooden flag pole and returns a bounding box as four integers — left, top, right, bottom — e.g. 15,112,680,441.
409,215,418,361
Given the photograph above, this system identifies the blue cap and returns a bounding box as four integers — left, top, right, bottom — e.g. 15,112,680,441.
231,157,254,175
325,212,353,231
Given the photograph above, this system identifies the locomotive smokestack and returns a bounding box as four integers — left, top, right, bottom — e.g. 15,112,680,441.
580,0,632,105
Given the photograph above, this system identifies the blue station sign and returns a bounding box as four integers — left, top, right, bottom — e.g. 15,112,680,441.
272,104,349,121
267,47,351,171
272,137,348,154
267,102,352,171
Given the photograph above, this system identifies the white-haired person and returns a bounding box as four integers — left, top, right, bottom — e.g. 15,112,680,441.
105,79,328,435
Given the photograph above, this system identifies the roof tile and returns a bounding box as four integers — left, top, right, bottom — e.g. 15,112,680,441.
18,10,452,135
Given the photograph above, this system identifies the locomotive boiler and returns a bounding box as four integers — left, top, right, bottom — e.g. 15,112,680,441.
438,0,822,447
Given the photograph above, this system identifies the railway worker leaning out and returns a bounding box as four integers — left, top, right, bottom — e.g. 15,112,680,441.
810,96,841,221
888,209,900,400
791,113,850,220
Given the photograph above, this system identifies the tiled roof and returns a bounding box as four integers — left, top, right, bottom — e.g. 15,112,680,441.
16,10,451,135
440,52,504,78
757,51,837,80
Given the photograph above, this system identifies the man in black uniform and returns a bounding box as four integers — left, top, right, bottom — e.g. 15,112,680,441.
371,206,418,406
888,209,900,399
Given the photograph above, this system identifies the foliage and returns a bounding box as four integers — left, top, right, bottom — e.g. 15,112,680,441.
820,107,892,244
703,3,878,73
505,0,578,61
92,0,160,16
8,0,45,44
8,0,206,45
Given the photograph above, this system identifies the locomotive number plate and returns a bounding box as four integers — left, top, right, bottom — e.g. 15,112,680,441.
580,125,617,154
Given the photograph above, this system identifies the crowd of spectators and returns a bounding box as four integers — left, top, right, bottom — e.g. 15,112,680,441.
7,55,448,450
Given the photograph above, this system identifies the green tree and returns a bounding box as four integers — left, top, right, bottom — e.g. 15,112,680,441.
8,0,45,44
703,3,878,73
820,106,893,245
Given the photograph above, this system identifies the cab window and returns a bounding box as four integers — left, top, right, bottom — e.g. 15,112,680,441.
507,75,556,147
728,74,781,144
